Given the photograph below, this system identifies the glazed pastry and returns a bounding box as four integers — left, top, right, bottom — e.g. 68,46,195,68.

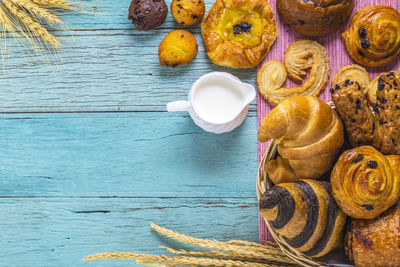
257,40,330,106
128,0,168,30
330,80,375,147
331,146,400,219
171,0,205,26
201,0,277,68
158,30,198,67
331,65,370,95
277,0,353,37
373,71,400,155
342,5,400,67
258,95,344,183
259,180,346,258
345,203,400,267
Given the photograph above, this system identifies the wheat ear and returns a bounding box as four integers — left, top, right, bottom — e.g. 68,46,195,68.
10,0,63,23
3,0,60,46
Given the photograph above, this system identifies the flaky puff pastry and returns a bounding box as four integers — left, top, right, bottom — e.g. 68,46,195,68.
258,96,344,184
260,180,346,258
201,0,277,68
331,146,400,219
331,64,370,95
342,5,400,67
258,40,330,106
345,203,400,267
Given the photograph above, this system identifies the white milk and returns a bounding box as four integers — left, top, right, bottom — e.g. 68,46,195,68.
193,80,244,124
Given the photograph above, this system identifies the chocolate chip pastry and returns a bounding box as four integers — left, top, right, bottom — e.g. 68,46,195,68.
331,71,400,155
330,80,375,147
373,72,400,155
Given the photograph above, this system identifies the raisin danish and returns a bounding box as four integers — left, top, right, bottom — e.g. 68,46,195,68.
331,146,400,219
342,5,400,67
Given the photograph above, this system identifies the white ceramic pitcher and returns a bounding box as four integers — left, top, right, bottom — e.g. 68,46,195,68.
167,72,256,134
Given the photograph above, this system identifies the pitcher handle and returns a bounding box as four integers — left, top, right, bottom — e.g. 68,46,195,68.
167,100,191,112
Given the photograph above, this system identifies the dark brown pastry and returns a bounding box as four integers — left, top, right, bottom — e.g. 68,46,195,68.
259,180,346,258
373,71,400,155
277,0,354,37
330,80,375,147
345,203,400,267
128,0,168,30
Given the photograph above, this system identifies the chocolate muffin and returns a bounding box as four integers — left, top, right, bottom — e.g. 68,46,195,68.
277,0,354,37
128,0,168,30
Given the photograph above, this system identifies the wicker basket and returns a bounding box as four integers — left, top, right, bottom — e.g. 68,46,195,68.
256,102,338,267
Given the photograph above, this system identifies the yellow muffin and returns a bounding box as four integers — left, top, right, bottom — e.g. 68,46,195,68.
171,0,205,26
158,29,198,67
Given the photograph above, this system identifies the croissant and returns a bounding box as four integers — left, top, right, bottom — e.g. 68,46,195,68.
345,203,400,267
258,95,344,184
331,146,400,219
259,180,346,258
342,5,400,67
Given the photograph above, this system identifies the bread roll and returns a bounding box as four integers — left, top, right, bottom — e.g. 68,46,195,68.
258,95,344,184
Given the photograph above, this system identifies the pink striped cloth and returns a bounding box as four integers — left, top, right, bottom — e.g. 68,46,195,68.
258,0,400,244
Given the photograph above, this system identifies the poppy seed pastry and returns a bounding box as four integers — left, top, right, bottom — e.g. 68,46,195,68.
342,5,400,67
201,0,277,68
128,0,168,31
259,180,347,258
277,0,353,37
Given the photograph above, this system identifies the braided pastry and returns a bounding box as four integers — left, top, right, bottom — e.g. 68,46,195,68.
331,146,400,219
257,39,330,106
259,180,346,258
258,95,344,184
342,5,400,67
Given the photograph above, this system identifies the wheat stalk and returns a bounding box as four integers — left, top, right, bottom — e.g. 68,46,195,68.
10,0,63,23
84,224,299,267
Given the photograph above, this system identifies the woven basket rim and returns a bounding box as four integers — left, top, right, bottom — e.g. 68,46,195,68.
257,101,336,267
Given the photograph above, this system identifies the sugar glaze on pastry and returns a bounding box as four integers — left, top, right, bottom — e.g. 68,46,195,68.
201,0,277,68
258,95,344,184
331,146,400,219
342,5,400,67
257,40,330,106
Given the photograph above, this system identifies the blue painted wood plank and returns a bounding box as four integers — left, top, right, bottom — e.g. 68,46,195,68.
0,197,258,266
0,0,257,112
0,112,257,197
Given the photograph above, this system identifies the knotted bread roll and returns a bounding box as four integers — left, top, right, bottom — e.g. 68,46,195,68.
259,180,346,258
258,95,344,184
331,146,400,219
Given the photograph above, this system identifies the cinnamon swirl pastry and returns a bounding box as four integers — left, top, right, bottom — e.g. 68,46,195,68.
331,146,400,219
342,5,400,67
259,180,346,258
257,39,330,106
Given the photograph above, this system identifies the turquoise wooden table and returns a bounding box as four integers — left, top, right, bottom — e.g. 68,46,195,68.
1,1,258,266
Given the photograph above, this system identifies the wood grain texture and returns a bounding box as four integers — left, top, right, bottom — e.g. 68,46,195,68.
0,197,258,266
0,0,257,113
0,112,257,197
